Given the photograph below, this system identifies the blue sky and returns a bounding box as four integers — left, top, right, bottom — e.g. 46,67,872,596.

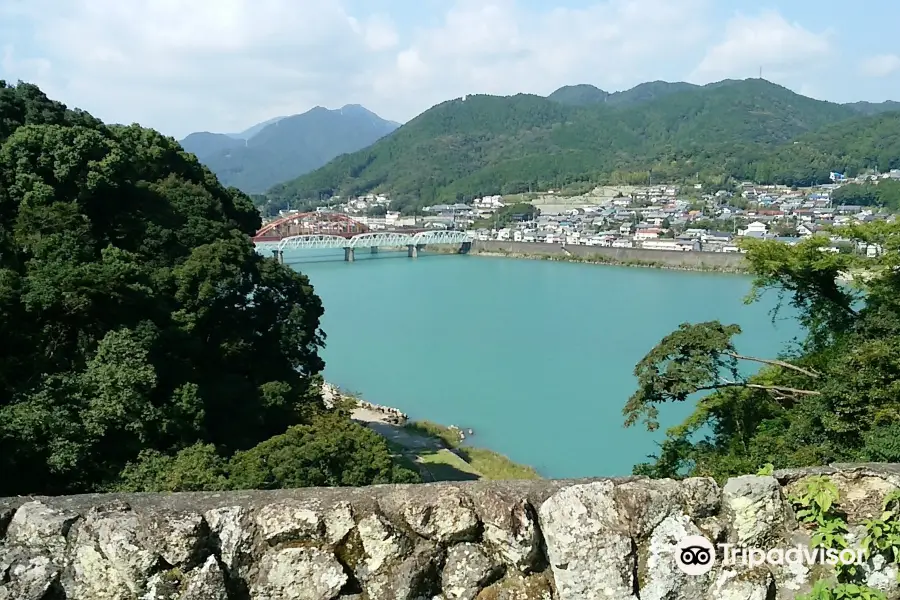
2,0,898,138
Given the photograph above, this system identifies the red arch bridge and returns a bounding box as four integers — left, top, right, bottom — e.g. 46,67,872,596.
253,213,472,261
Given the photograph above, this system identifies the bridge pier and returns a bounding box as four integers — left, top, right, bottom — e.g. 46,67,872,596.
344,247,355,262
407,244,417,258
271,249,284,264
370,246,378,254
460,241,472,254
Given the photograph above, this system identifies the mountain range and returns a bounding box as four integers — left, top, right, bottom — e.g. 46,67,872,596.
179,105,399,194
266,78,900,212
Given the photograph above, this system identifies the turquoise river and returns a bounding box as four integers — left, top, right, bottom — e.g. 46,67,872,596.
286,249,802,479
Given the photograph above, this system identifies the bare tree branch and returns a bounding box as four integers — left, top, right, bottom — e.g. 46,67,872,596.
697,381,821,397
724,352,822,379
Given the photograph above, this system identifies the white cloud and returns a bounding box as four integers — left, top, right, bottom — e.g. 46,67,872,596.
369,0,711,113
1,0,400,136
861,54,900,78
5,0,855,140
690,11,831,82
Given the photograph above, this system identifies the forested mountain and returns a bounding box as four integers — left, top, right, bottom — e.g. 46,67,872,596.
179,131,245,159
845,100,900,115
180,104,399,194
0,81,417,495
270,78,897,211
547,81,698,107
547,84,610,106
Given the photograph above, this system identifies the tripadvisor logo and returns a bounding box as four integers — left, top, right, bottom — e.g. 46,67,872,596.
674,535,865,576
675,536,716,576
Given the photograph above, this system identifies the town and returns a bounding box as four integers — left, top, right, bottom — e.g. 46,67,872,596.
268,169,900,257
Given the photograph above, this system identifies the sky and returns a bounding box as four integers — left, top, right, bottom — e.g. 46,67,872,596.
1,0,899,139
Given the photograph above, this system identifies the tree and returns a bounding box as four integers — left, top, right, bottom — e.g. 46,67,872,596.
0,81,419,494
623,225,900,481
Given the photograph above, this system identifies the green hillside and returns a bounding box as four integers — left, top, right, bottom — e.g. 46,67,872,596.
845,100,900,115
547,84,609,106
268,79,878,210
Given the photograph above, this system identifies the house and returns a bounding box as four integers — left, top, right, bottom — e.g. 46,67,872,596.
611,238,633,248
702,231,734,244
743,221,768,235
634,228,662,241
797,224,818,237
619,223,633,235
513,230,524,242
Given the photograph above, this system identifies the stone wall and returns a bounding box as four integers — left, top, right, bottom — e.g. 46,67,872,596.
472,240,748,271
2,464,899,600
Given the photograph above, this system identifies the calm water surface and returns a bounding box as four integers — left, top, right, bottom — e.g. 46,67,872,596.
287,250,801,479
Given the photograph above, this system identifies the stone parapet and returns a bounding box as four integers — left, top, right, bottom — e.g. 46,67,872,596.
2,464,900,599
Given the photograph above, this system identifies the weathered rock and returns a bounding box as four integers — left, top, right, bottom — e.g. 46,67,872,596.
723,476,786,547
615,479,680,538
708,567,774,600
181,555,230,600
442,543,502,600
325,502,355,546
151,511,206,567
640,512,712,600
256,501,322,544
66,544,131,600
68,502,158,596
357,513,412,574
252,546,346,600
539,481,635,599
204,506,252,571
475,573,555,600
400,489,479,544
5,501,78,558
680,477,721,519
0,508,13,539
0,552,60,600
362,542,443,600
473,490,541,573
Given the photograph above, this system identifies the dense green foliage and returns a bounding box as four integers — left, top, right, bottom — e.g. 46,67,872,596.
473,202,540,228
0,81,418,495
625,223,900,482
182,105,398,194
832,179,900,210
117,412,419,492
270,79,900,209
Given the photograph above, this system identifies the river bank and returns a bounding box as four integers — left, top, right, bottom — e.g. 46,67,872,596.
468,240,748,273
321,383,540,482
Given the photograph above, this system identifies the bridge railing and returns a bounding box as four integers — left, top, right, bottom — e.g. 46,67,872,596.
256,230,473,252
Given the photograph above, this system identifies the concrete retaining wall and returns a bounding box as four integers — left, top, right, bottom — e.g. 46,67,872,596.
2,464,900,599
472,240,748,271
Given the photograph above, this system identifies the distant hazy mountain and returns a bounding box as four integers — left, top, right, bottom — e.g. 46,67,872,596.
179,132,245,161
180,105,399,193
227,116,286,140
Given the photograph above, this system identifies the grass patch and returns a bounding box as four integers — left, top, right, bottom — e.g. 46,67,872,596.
458,447,541,480
403,420,540,481
403,420,462,448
